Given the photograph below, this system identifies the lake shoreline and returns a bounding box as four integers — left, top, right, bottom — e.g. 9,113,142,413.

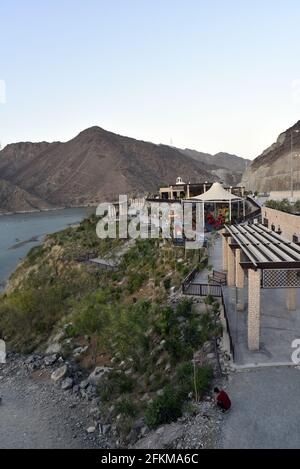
0,207,90,292
0,204,97,217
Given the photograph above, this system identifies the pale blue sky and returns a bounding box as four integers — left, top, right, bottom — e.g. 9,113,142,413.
1,0,300,158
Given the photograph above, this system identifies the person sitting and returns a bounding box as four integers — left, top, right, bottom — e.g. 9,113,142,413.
214,387,231,412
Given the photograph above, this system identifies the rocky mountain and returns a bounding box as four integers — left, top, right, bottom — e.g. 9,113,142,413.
0,126,247,213
0,179,52,214
241,121,300,193
177,148,250,186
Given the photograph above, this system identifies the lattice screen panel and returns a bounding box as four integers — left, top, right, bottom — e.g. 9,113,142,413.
262,269,300,289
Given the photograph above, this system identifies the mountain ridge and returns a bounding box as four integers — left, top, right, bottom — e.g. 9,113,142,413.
0,126,248,213
241,120,300,192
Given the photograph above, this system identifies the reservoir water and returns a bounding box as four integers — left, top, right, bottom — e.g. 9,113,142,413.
0,208,91,290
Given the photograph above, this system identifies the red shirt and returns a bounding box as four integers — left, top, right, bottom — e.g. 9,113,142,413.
217,390,231,410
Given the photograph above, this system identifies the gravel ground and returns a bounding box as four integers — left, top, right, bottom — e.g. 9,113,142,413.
134,400,223,449
176,401,223,449
0,355,110,449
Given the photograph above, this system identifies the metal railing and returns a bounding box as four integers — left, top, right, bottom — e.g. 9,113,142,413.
182,267,199,293
221,289,235,360
182,269,235,361
183,282,222,297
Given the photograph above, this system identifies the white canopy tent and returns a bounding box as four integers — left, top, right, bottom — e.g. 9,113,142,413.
184,182,245,227
189,182,242,202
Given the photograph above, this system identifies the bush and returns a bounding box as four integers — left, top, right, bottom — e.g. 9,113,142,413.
165,336,185,363
115,397,138,418
176,362,213,399
204,295,214,305
98,371,135,402
176,298,193,318
194,365,214,397
145,385,184,429
127,272,147,294
163,278,171,291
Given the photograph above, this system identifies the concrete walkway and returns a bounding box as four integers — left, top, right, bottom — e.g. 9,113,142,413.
194,233,223,284
220,366,300,449
194,234,300,448
197,234,300,366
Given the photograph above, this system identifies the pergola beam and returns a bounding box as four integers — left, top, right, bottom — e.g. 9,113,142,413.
223,222,300,353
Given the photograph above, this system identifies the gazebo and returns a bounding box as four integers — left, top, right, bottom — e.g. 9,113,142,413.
184,182,245,231
223,223,300,350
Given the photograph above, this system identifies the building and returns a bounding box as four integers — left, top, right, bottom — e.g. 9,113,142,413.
159,177,245,201
262,206,300,243
183,182,245,231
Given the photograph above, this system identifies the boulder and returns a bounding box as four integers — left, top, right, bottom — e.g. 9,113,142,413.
87,426,96,434
87,366,111,386
46,343,62,355
100,424,111,435
80,379,89,390
207,353,215,360
134,423,184,449
72,384,80,394
46,330,65,354
51,365,68,383
44,354,58,366
61,377,73,391
73,346,88,358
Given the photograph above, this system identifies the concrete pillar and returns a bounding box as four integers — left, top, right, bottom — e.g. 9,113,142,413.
248,269,261,351
237,288,244,312
227,239,235,287
222,234,228,271
287,289,296,311
236,249,245,311
286,271,296,311
186,184,190,198
235,249,244,289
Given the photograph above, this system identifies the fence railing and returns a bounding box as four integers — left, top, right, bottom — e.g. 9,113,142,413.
183,282,222,297
221,290,235,360
182,270,235,361
182,267,199,292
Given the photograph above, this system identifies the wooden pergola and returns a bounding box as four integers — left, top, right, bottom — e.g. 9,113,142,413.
222,223,300,350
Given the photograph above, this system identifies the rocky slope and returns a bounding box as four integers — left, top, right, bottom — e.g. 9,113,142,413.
241,121,300,193
0,179,53,214
0,353,112,449
177,148,250,186
0,127,249,213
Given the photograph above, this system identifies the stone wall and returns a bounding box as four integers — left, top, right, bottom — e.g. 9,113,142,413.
262,207,300,241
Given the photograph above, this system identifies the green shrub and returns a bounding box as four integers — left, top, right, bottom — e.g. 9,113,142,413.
165,336,185,363
115,397,138,418
204,294,214,305
98,371,136,402
163,278,171,291
26,245,47,265
176,298,193,318
176,361,193,384
127,272,147,294
176,362,213,399
194,365,214,398
145,385,184,429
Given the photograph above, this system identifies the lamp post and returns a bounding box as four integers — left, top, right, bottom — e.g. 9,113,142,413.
290,129,300,200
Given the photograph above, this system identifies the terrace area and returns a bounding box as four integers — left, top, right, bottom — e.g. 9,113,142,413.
183,230,300,367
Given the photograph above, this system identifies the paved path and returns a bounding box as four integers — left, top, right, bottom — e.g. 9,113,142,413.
220,366,300,449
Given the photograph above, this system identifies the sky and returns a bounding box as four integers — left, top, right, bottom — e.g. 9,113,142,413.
1,0,300,159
